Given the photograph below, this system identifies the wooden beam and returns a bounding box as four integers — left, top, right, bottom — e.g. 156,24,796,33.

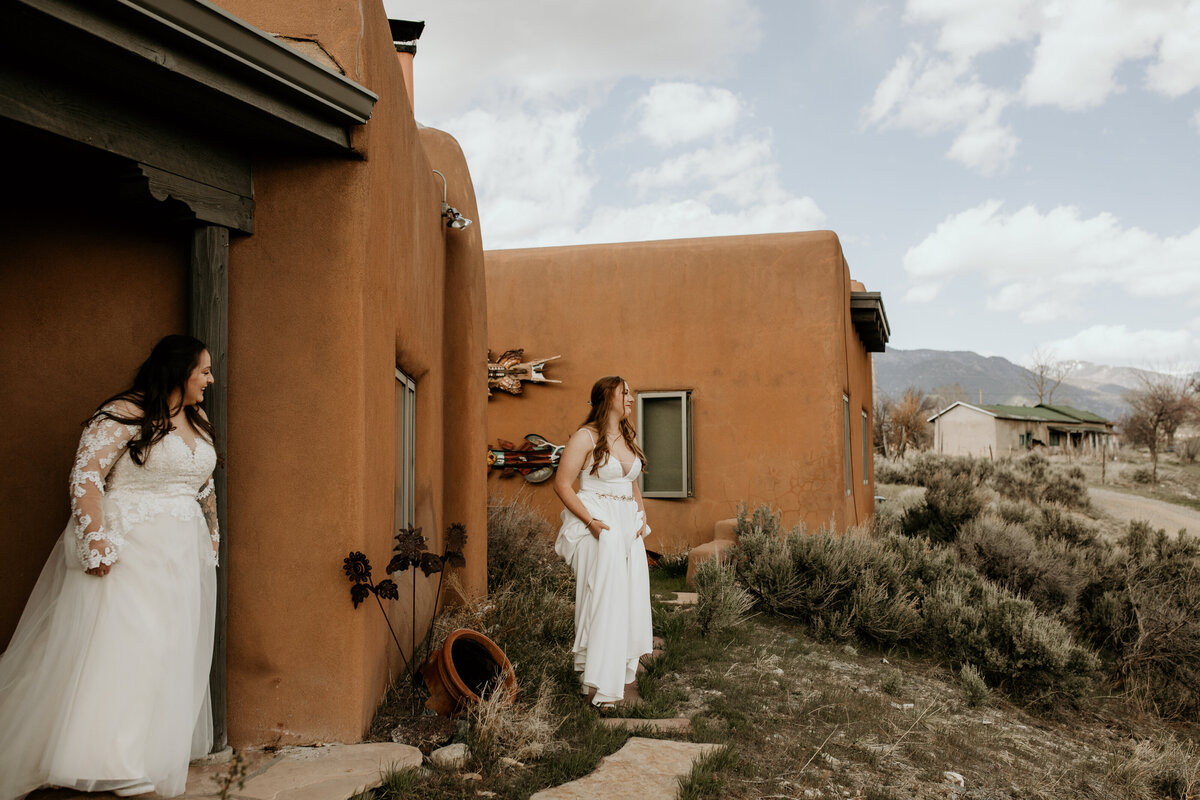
131,163,254,234
190,225,230,751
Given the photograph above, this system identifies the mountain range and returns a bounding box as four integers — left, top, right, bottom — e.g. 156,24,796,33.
871,349,1159,421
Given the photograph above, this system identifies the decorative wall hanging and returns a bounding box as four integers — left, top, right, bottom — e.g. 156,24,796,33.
487,434,564,483
487,349,561,396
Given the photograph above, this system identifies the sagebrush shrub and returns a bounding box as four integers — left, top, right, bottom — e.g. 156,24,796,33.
694,558,755,635
955,515,1081,613
1029,505,1098,547
1078,523,1200,718
731,504,1098,707
959,663,989,708
900,470,984,542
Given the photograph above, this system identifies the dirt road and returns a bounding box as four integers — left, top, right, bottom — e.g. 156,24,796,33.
1089,487,1200,535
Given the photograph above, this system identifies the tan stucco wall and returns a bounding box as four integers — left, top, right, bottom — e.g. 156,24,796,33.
934,405,999,457
1,0,489,747
485,231,877,552
0,181,187,648
217,0,488,746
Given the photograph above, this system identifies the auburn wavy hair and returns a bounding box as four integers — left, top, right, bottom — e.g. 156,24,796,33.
89,335,217,466
581,376,647,476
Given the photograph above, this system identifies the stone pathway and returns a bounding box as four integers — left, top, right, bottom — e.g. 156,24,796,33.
529,737,720,800
26,743,422,800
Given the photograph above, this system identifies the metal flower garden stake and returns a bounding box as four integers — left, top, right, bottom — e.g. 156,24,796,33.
343,523,467,713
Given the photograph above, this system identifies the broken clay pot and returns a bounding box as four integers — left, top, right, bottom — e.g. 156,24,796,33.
421,628,517,717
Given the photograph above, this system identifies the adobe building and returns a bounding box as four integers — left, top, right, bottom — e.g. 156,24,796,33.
0,0,486,747
485,232,889,551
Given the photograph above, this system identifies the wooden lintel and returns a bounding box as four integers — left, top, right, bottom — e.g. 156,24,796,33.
133,164,254,234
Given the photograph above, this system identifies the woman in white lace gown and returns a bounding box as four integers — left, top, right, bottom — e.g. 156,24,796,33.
553,376,654,706
0,335,220,800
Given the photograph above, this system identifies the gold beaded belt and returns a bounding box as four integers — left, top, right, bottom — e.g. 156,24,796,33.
587,491,635,502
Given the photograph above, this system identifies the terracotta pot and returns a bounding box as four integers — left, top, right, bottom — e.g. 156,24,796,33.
421,628,518,717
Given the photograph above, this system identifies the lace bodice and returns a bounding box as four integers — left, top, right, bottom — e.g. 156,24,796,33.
70,409,219,570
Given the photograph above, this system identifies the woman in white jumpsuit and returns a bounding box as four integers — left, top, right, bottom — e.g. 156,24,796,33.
553,376,653,706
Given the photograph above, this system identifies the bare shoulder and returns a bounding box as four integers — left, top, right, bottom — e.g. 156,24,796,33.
570,427,598,447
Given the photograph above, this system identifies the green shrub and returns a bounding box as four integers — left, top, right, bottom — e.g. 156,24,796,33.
959,663,989,708
731,504,1097,708
1128,467,1154,484
955,515,1081,613
920,576,1097,708
693,559,755,636
1029,505,1098,547
995,498,1037,526
900,470,984,542
1078,522,1200,718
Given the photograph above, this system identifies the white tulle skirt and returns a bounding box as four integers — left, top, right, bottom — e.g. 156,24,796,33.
0,506,215,800
555,492,653,705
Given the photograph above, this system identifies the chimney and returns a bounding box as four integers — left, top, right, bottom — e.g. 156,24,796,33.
388,19,425,112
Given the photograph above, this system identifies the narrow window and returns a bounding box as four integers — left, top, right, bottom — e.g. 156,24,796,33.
861,409,869,485
395,368,417,530
636,390,693,498
843,395,852,496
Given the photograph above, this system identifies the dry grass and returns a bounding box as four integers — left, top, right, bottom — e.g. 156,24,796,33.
468,679,565,769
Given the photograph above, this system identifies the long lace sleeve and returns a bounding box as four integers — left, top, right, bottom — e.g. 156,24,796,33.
70,414,137,570
198,476,220,566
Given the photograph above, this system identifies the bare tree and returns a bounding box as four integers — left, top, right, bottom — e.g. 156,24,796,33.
879,387,936,458
1023,346,1075,404
1121,372,1198,483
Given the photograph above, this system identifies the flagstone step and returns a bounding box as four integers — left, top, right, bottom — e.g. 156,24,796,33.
529,737,719,800
599,717,693,735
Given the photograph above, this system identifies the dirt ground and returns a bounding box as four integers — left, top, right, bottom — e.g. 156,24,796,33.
1089,487,1200,536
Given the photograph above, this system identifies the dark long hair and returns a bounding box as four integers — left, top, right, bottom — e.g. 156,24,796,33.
90,334,216,465
580,376,646,476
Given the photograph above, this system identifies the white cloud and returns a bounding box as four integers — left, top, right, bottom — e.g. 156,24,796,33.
1192,108,1200,132
629,135,780,205
865,45,1017,173
387,0,762,120
635,82,742,146
870,0,1200,171
450,100,826,250
904,0,1041,58
441,107,595,249
1043,324,1200,368
903,201,1200,316
1145,3,1200,96
1021,1,1168,110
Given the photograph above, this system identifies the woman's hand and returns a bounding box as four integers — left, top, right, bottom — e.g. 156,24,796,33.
586,518,610,539
85,563,111,577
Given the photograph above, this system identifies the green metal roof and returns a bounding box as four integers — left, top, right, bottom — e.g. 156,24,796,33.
1036,404,1111,424
981,404,1079,422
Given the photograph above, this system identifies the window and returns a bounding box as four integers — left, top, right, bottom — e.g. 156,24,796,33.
843,396,852,496
395,368,416,530
1049,430,1062,447
636,390,693,498
861,409,869,485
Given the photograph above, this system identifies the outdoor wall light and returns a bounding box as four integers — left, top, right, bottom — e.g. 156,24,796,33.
432,169,472,230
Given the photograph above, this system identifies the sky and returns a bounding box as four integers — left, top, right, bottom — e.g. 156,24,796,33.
383,0,1200,371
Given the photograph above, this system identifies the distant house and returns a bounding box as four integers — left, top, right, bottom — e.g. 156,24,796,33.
929,402,1113,458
